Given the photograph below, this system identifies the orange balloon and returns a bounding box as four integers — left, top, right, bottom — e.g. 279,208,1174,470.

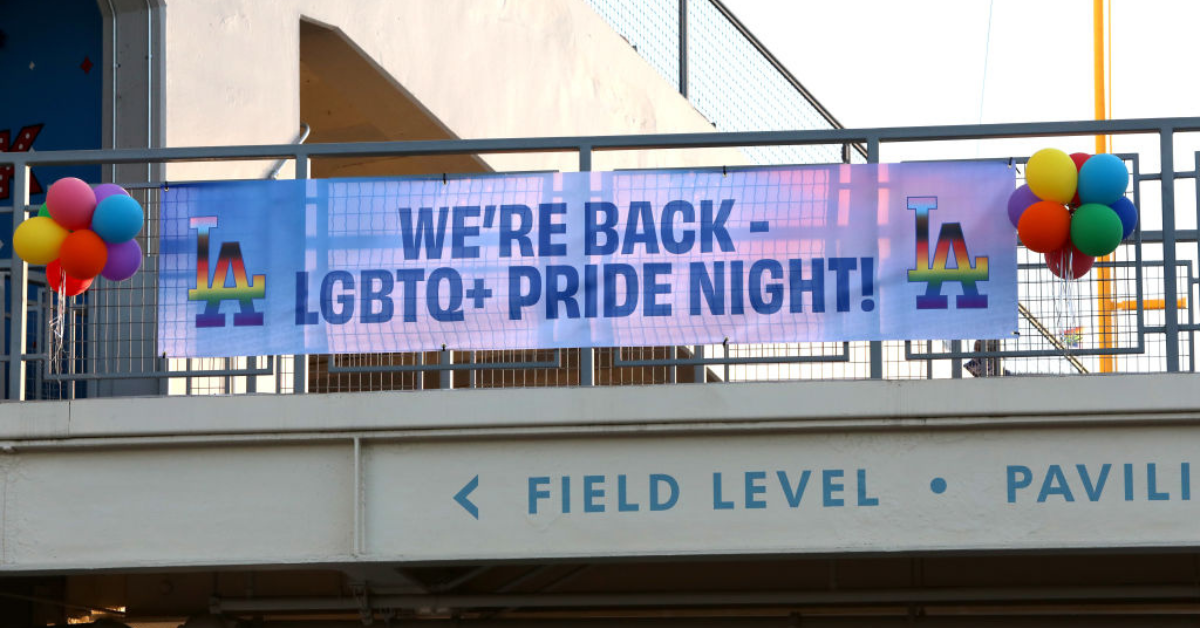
59,230,109,280
1017,200,1071,253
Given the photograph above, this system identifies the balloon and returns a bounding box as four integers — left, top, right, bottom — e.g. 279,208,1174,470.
1026,148,1078,204
1007,185,1039,229
1069,152,1091,206
92,183,129,205
45,177,97,230
12,216,69,265
100,239,143,282
91,195,145,243
36,203,50,218
46,260,93,297
59,230,108,279
1070,203,1125,257
1109,196,1138,239
1046,243,1095,279
1078,153,1129,205
1017,200,1071,253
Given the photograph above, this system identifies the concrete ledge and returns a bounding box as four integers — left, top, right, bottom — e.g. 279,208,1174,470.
0,374,1196,441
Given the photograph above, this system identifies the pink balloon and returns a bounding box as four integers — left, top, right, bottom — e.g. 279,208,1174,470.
46,177,97,230
93,183,129,205
100,239,143,282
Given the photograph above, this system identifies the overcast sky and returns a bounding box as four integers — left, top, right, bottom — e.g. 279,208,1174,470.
722,0,1200,228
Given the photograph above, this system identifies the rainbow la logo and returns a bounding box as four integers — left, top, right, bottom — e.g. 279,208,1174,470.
187,216,266,327
906,196,988,310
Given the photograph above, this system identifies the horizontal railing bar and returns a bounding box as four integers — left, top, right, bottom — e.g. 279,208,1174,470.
904,347,1148,361
613,344,851,368
613,354,851,368
1139,229,1197,243
28,354,275,381
40,366,276,381
114,170,563,191
3,118,1200,167
1138,171,1199,181
327,356,562,374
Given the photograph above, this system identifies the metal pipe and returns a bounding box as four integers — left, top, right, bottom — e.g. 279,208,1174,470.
146,0,154,168
578,145,594,387
104,0,118,180
611,344,849,368
214,585,1200,613
677,0,687,98
865,137,882,379
8,161,29,401
1160,128,1182,372
267,123,312,179
292,153,310,395
326,351,559,374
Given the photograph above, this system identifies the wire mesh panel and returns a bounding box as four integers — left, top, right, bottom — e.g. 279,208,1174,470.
584,0,681,92
684,0,846,165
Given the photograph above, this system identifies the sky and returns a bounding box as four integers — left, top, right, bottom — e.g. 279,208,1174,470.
723,0,1200,230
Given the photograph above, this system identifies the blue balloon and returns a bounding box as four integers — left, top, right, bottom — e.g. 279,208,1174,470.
1109,196,1138,240
91,195,144,243
1078,153,1129,205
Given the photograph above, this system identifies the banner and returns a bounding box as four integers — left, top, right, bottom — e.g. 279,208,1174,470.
158,163,1016,358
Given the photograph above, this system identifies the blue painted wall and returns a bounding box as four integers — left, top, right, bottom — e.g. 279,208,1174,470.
0,0,103,209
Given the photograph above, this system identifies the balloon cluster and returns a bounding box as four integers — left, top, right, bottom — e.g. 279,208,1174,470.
11,178,144,297
1008,149,1137,280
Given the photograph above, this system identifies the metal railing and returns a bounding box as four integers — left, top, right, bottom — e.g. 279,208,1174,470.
2,116,1198,399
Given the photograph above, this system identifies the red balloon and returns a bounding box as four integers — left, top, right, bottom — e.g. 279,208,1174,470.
1045,243,1095,279
46,260,93,297
1018,200,1072,253
1069,153,1091,206
59,229,108,280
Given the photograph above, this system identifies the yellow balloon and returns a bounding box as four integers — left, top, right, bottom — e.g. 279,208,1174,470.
12,216,69,265
1026,148,1078,204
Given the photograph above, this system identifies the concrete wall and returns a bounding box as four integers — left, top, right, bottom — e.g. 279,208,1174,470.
0,374,1198,572
163,0,748,181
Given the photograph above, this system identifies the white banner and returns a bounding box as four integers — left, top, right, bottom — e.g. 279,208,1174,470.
159,163,1017,357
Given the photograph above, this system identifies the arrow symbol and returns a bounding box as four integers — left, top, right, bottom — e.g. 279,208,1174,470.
454,475,480,520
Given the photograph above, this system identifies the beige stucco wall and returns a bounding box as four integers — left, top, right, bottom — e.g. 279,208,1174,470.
164,0,748,180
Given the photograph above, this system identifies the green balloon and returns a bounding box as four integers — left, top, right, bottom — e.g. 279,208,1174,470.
36,203,50,218
1071,204,1124,257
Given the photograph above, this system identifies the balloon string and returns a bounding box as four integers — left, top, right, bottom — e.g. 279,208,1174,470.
49,269,67,376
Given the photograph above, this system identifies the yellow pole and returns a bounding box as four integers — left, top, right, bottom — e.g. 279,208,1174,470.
1094,0,1116,372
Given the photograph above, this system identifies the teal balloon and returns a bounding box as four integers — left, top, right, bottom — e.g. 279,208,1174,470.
91,195,145,243
1078,154,1129,205
1109,196,1138,239
1070,203,1124,257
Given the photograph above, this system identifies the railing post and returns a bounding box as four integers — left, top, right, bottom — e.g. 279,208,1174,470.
866,137,883,379
440,348,453,390
8,160,29,401
292,152,310,394
579,145,595,387
1159,127,1181,372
